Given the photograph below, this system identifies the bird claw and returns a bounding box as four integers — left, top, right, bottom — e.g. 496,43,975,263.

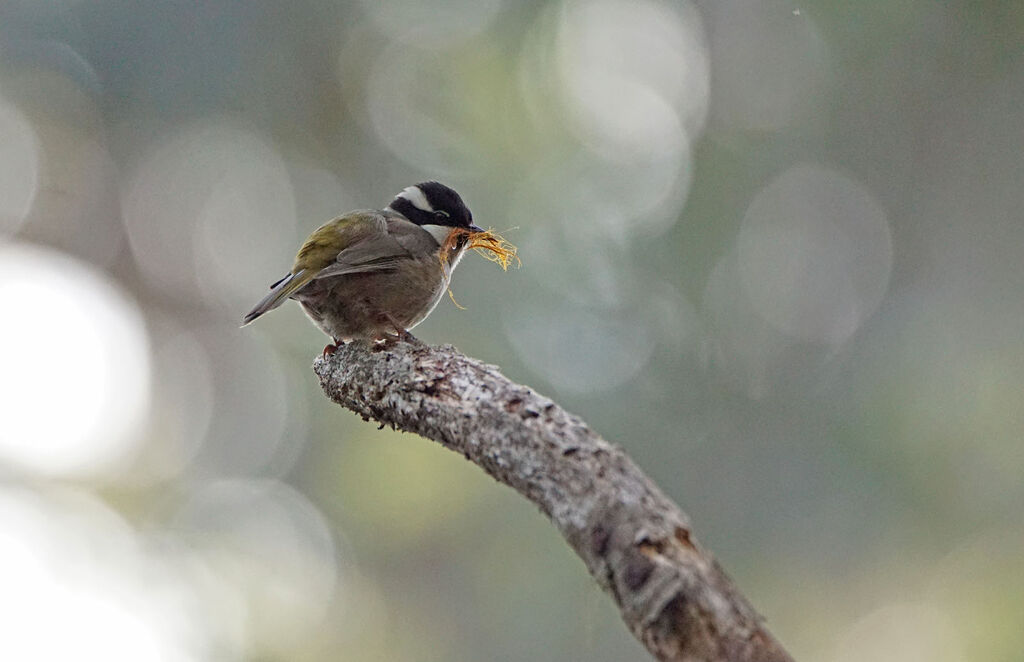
322,339,343,358
379,313,424,347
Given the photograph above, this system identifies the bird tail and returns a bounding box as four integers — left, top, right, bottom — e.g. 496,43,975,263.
241,269,314,326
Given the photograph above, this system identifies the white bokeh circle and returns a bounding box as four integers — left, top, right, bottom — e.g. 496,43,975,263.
364,46,488,176
503,297,654,395
555,0,709,158
122,119,297,306
0,244,151,477
738,165,892,344
173,479,338,656
0,486,211,661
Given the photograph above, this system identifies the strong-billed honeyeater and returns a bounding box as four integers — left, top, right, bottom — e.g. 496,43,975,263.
242,182,481,352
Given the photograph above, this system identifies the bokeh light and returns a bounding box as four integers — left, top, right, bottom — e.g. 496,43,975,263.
0,486,209,662
122,118,297,306
131,319,216,486
555,0,709,158
512,146,693,243
832,603,965,662
364,45,491,177
358,0,503,48
516,0,703,240
0,243,150,478
6,56,125,267
172,479,338,656
193,324,301,477
504,297,654,395
738,164,892,344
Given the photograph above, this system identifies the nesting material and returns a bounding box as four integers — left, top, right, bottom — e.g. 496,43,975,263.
441,228,520,270
440,228,519,309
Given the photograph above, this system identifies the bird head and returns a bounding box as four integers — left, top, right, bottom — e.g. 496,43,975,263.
387,182,483,236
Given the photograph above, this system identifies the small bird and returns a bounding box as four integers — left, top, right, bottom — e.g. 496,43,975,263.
242,181,483,353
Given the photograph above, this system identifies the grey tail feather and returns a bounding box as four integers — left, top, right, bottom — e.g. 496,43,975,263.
241,271,303,327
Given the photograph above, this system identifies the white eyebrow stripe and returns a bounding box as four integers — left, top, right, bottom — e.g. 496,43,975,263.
398,186,433,213
420,223,450,245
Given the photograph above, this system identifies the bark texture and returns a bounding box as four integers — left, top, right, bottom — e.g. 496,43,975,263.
314,340,794,662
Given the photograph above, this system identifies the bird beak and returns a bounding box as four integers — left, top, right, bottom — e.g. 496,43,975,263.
468,223,484,233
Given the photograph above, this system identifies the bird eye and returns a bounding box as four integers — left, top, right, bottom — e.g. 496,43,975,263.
434,210,450,219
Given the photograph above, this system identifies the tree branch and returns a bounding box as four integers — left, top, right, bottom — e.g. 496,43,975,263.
314,340,793,662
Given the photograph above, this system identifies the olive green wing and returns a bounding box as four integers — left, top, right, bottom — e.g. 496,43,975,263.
242,212,384,326
292,211,387,273
309,212,433,280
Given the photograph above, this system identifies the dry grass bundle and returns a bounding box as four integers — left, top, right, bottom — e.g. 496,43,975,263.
441,228,520,270
439,227,519,309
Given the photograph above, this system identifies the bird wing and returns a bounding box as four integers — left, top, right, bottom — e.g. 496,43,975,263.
311,212,437,280
292,211,385,272
242,211,382,326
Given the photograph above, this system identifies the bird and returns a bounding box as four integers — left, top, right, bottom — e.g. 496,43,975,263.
242,181,483,354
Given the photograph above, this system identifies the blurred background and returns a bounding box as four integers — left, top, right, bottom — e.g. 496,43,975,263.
1,0,1022,660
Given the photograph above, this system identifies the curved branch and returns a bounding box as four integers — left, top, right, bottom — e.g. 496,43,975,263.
314,340,793,662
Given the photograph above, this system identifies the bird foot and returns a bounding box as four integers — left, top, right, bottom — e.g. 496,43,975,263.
322,339,344,358
379,313,424,347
